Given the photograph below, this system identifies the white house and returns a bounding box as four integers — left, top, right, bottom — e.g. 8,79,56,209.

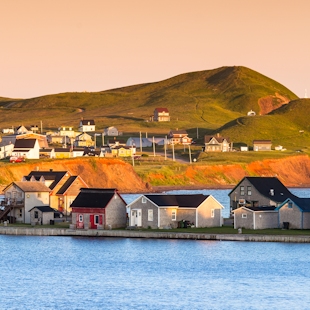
78,119,95,132
12,139,40,159
104,126,119,136
0,142,14,159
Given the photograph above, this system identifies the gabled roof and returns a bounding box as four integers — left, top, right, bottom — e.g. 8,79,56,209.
71,188,124,208
14,139,37,149
56,176,78,195
169,130,188,135
276,197,310,212
204,135,230,143
29,206,55,213
235,206,277,212
155,108,169,113
27,171,69,190
229,177,297,202
253,140,272,144
8,181,51,192
144,194,209,208
54,148,71,153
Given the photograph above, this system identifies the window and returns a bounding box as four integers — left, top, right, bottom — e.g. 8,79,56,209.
37,192,41,198
79,214,83,222
148,210,153,221
288,202,293,209
142,197,146,204
95,215,99,224
240,186,245,196
211,209,215,218
247,186,252,196
171,210,177,221
19,209,22,217
242,214,247,218
34,211,38,219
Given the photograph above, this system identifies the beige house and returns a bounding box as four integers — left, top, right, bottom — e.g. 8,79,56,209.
1,182,51,224
204,135,232,152
127,194,224,229
253,140,272,151
29,206,56,225
168,130,192,145
74,132,94,147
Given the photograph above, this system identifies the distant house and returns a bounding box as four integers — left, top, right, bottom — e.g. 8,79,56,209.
276,197,310,229
54,148,72,159
233,206,278,230
127,194,224,229
107,139,127,148
104,127,119,136
39,148,55,159
0,142,14,159
111,146,135,157
15,125,29,135
253,140,272,151
72,148,85,158
247,110,256,116
154,108,170,122
168,130,192,145
58,126,76,138
2,128,14,134
71,188,127,229
12,138,40,159
29,206,57,225
126,137,166,148
1,181,51,224
2,133,49,149
74,132,94,147
204,135,232,152
78,119,95,132
228,177,297,214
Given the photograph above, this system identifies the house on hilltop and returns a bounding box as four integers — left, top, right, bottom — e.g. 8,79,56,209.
253,140,272,151
204,134,232,152
78,119,95,132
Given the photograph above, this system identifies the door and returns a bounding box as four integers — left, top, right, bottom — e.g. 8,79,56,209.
130,209,142,226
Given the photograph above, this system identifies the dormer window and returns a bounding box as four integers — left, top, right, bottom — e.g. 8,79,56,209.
270,189,274,196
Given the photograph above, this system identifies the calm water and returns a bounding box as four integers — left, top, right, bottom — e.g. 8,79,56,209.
0,236,310,310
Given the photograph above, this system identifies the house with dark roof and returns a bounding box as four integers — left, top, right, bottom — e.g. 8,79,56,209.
25,170,88,214
154,108,170,122
253,140,272,151
78,119,95,132
228,177,297,215
276,197,310,229
54,147,72,158
12,138,40,159
29,206,58,225
127,194,224,229
233,206,278,229
204,134,232,152
1,182,51,224
71,188,127,229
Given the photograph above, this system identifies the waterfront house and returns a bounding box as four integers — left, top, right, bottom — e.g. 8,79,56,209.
233,206,278,230
71,188,127,229
276,197,310,229
253,140,272,151
24,170,88,214
127,194,224,229
204,134,232,152
228,177,297,214
153,108,170,122
29,206,57,225
1,182,51,224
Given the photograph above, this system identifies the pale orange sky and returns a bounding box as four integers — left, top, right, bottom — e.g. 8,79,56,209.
1,0,309,98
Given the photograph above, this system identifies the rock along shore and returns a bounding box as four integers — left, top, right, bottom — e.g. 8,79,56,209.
1,227,310,243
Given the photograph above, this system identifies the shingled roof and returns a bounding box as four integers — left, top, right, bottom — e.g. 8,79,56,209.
229,177,297,203
12,181,51,192
144,194,209,208
71,188,123,208
27,171,68,190
277,197,310,212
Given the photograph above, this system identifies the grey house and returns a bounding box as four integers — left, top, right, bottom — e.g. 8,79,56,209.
229,177,297,215
233,206,278,230
276,197,310,229
127,194,224,229
29,206,56,225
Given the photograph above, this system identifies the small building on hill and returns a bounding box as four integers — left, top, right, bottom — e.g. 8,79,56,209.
204,134,232,152
253,140,272,151
153,108,170,122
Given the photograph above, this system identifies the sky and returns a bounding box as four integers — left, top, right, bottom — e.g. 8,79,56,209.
1,0,310,99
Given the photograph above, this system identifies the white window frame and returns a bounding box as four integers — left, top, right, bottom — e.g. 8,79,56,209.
142,197,146,204
171,210,177,221
148,209,153,221
79,214,83,222
242,213,247,218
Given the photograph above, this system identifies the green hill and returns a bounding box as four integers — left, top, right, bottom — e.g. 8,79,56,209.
0,66,297,133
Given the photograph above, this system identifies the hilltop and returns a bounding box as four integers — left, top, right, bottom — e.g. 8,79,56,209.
0,66,298,134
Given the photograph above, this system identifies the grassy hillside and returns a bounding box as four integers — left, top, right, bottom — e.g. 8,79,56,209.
0,66,298,133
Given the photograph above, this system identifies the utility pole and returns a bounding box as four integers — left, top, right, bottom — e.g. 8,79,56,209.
189,144,192,164
40,120,43,134
197,127,199,139
140,131,142,153
153,136,156,157
102,132,105,146
172,143,175,161
164,136,167,160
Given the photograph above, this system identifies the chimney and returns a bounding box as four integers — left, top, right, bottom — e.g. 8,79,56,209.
50,169,53,172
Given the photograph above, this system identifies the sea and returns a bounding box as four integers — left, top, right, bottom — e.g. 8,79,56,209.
1,189,310,309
